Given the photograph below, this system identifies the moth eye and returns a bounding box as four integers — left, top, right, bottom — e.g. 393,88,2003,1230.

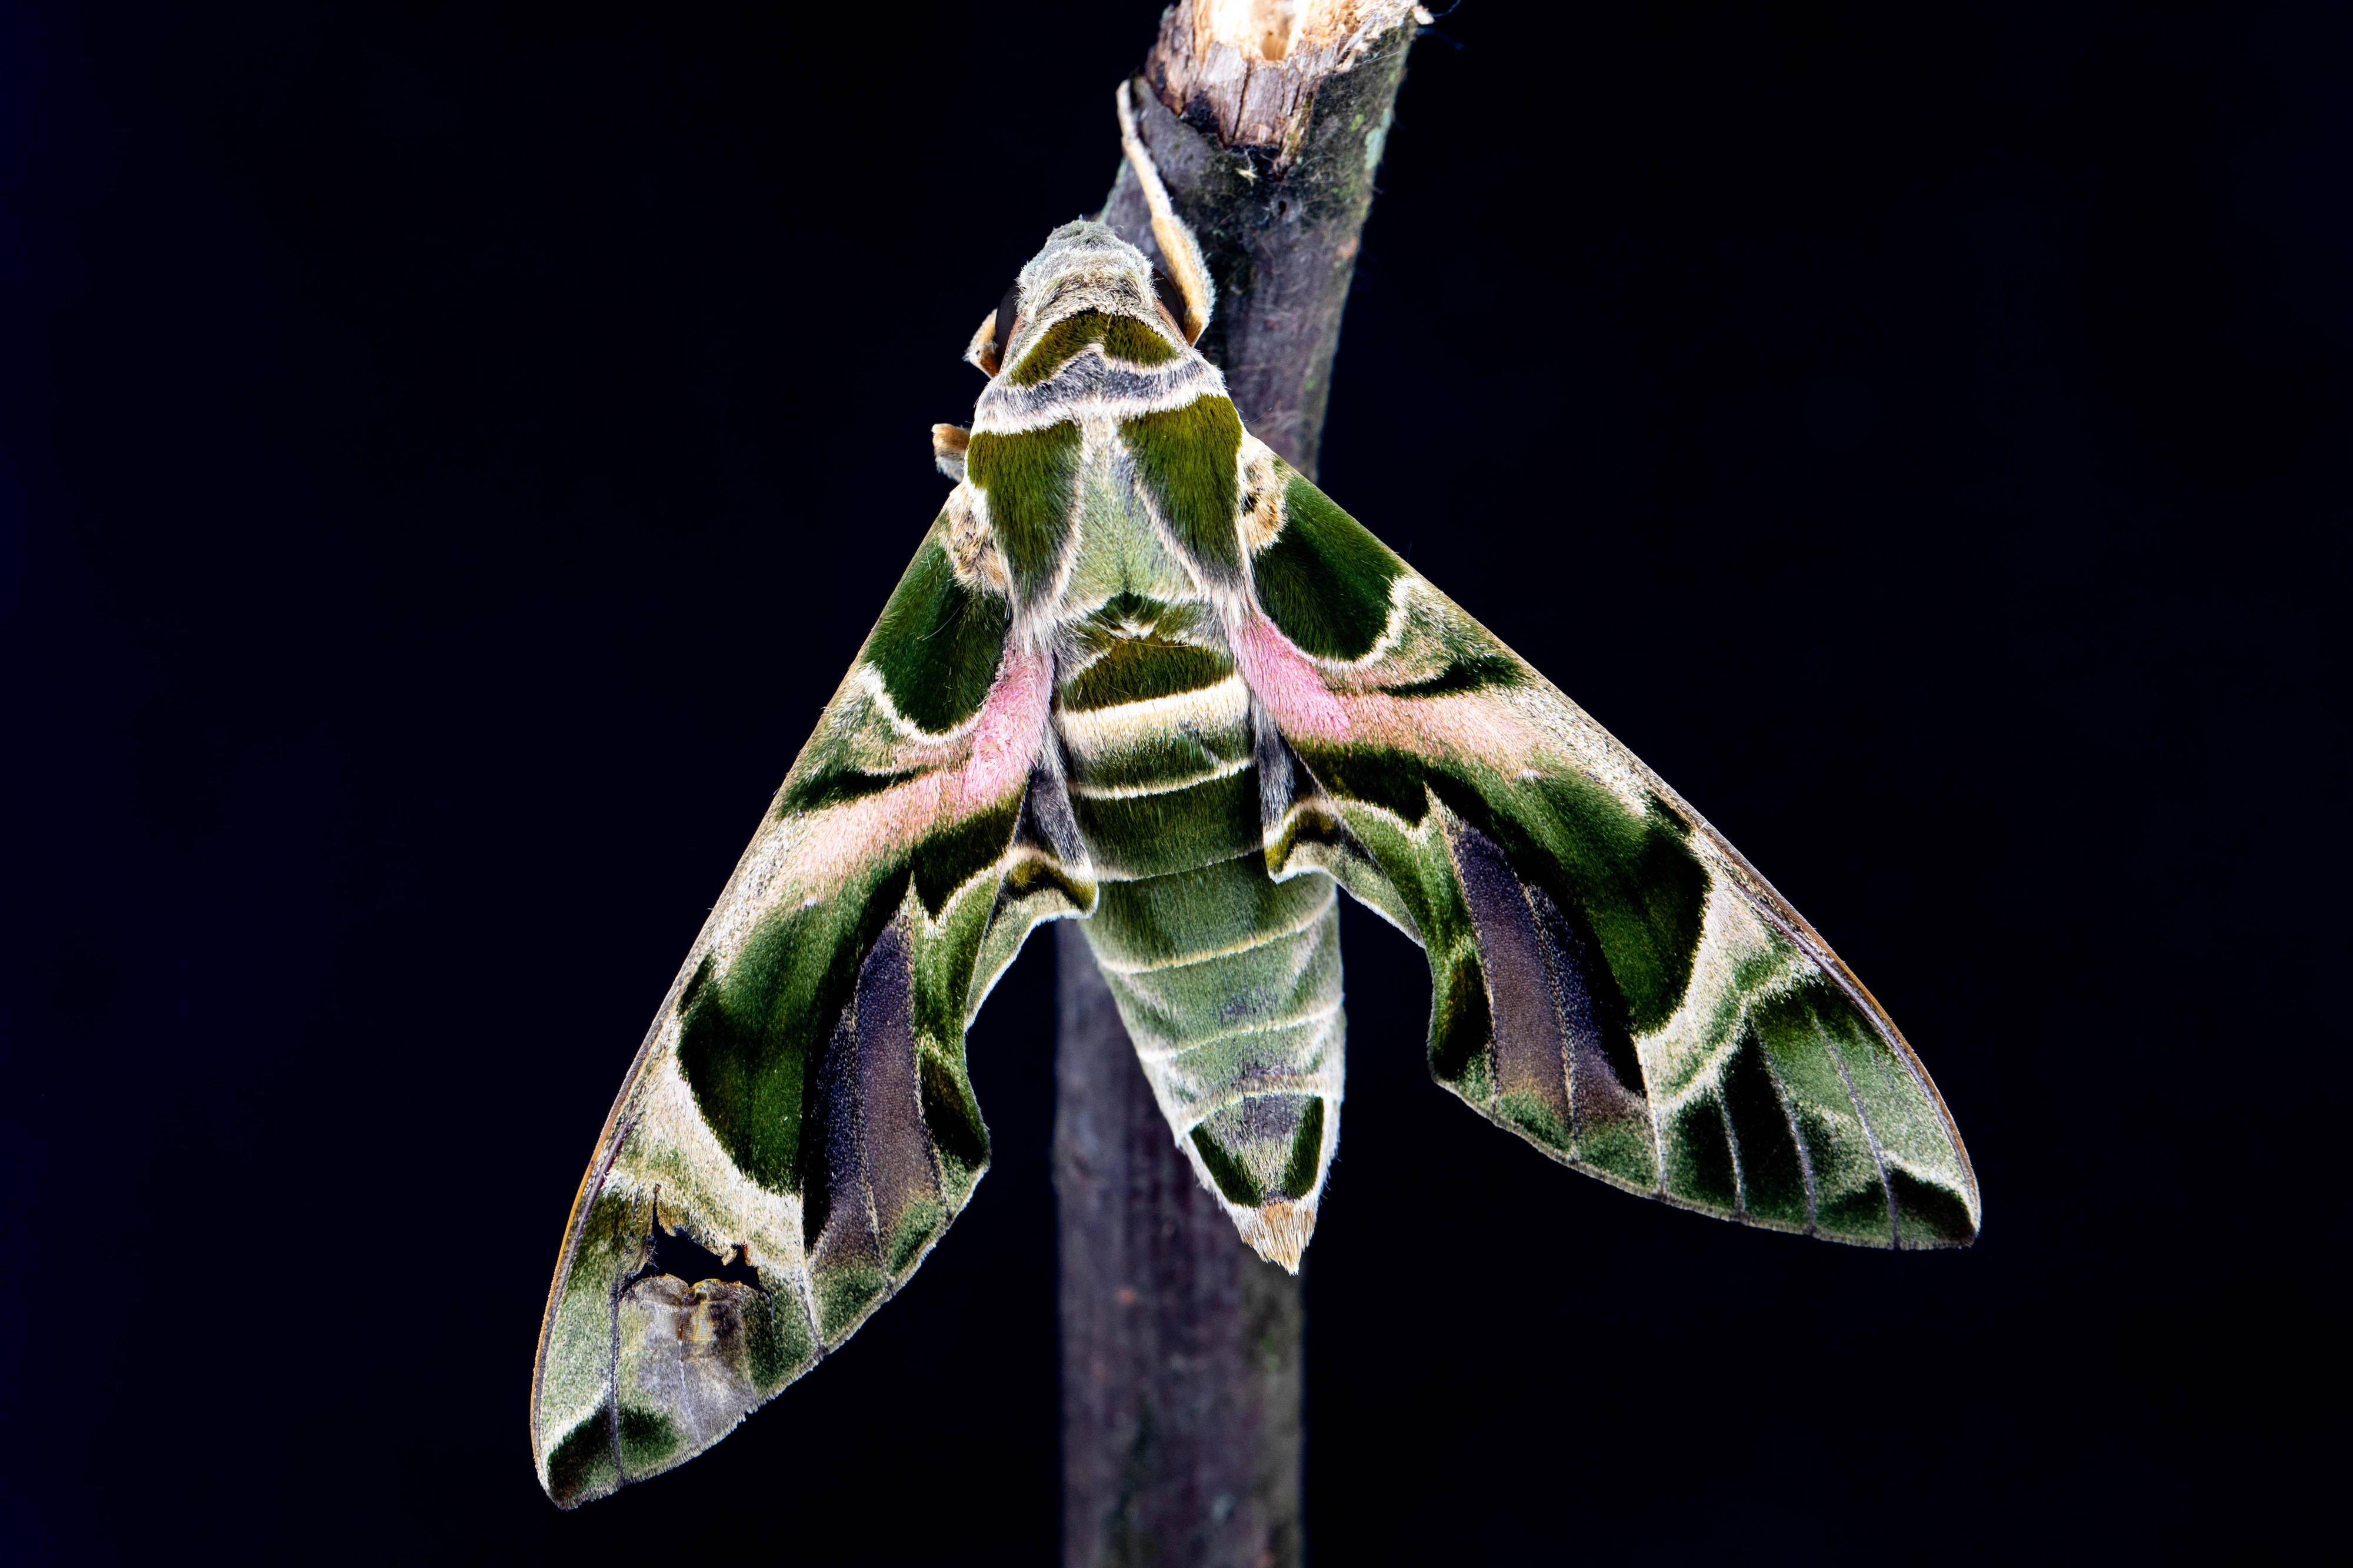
990,281,1022,372
1149,268,1188,338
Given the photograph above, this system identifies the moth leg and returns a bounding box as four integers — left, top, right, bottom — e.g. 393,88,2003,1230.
931,423,969,481
1115,78,1215,343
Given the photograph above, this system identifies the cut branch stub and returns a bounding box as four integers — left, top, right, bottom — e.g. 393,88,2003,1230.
1155,0,1425,162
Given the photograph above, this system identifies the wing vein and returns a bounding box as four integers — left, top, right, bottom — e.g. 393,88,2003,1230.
1821,1027,1902,1249
1720,1080,1751,1221
605,1188,630,1482
1759,1042,1824,1237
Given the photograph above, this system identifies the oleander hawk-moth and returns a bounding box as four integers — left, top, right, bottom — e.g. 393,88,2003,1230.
530,100,1979,1508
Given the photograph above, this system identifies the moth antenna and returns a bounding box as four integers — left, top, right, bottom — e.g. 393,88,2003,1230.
1116,78,1215,343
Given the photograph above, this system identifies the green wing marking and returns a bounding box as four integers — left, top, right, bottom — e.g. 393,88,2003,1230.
966,421,1082,600
1244,469,1979,1250
1006,309,1179,386
1121,395,1244,579
1251,476,1404,662
530,511,1087,1507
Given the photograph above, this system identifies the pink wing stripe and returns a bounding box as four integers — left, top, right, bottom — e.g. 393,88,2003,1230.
1232,612,1555,776
790,650,1051,898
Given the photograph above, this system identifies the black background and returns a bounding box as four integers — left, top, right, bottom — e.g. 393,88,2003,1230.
5,1,2344,1561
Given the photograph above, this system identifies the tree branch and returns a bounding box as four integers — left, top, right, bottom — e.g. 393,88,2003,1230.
1054,6,1421,1564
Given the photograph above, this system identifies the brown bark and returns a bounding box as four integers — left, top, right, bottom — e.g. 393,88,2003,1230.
1055,922,1305,1568
1054,6,1421,1565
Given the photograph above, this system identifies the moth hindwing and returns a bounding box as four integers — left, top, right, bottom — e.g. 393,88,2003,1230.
533,216,1976,1507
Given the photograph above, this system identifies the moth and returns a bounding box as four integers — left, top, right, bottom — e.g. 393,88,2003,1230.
531,88,1978,1507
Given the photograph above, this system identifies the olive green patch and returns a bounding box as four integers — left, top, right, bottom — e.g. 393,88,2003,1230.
1252,475,1404,661
853,532,1010,738
675,946,813,1195
675,881,905,1193
1384,648,1524,699
1264,799,1354,878
1103,316,1180,366
1278,1097,1326,1199
1008,311,1178,385
1098,902,1338,1066
1121,396,1244,577
783,767,919,815
1721,1029,1809,1228
544,1404,616,1506
968,421,1082,600
1747,976,1894,1242
1009,315,1108,387
1074,590,1222,648
795,1046,849,1254
910,798,1021,918
744,1288,809,1394
1665,1095,1738,1211
557,1192,636,1315
1071,767,1263,880
1296,744,1431,827
1065,727,1244,792
1428,948,1492,1087
1086,854,1331,970
815,1257,889,1341
616,1406,682,1471
1747,978,1859,1100
1062,640,1235,711
1815,1177,1895,1246
918,1045,990,1190
996,856,1096,920
885,1197,947,1274
1577,1117,1659,1190
1890,1169,1977,1247
1822,1018,1971,1197
1498,1088,1571,1154
1191,1126,1264,1206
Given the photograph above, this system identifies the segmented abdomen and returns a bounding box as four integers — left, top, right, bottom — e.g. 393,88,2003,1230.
1055,635,1343,1246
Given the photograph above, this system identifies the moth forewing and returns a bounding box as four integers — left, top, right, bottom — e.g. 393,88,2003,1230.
530,505,1052,1507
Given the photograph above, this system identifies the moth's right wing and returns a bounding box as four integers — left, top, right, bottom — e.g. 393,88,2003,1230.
530,504,1091,1507
1234,459,1979,1251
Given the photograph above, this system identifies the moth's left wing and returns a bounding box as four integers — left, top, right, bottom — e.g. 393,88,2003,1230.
1232,455,1978,1250
531,508,1090,1507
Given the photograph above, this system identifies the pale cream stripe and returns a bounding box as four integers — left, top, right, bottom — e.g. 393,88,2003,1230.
1126,1001,1345,1062
1066,751,1252,799
1053,672,1251,753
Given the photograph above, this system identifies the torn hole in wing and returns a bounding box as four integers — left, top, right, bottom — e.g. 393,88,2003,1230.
623,1192,762,1293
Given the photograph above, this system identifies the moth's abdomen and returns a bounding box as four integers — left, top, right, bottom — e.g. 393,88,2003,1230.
1085,862,1342,1263
1055,621,1344,1269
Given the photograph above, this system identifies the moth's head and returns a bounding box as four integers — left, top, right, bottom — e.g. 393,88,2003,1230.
964,220,1200,379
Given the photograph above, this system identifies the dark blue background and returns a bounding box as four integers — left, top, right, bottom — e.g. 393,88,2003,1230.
4,2,2342,1560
